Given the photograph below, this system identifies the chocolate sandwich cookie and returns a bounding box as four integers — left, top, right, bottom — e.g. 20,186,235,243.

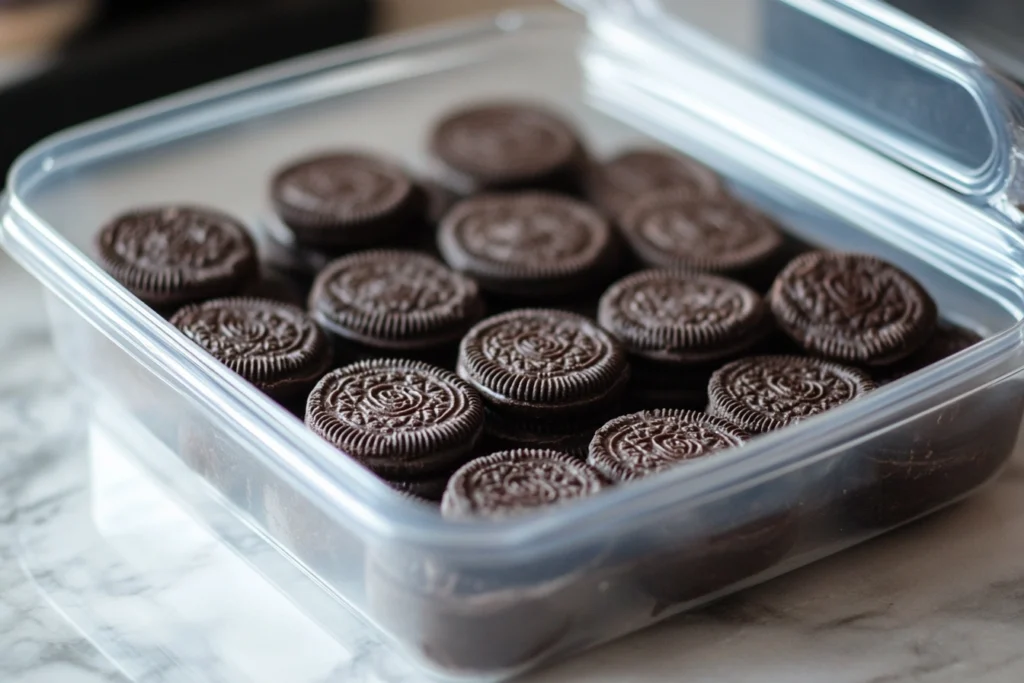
309,250,484,363
588,410,748,482
875,321,983,385
306,359,484,480
769,251,938,365
438,193,616,302
271,152,420,249
243,268,307,307
367,546,591,673
585,148,723,219
171,297,332,408
430,103,585,192
399,179,462,257
441,449,606,518
96,205,258,309
841,432,1015,530
458,309,630,417
481,409,607,460
259,213,337,284
417,179,461,227
598,270,771,409
586,414,793,615
181,420,266,514
837,363,1021,530
389,473,452,503
618,191,784,286
708,356,876,434
632,504,797,615
599,270,771,363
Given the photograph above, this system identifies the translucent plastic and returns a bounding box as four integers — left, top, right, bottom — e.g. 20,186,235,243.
573,0,1024,201
4,10,1024,680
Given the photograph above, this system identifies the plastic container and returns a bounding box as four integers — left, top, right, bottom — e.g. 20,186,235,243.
5,0,1024,678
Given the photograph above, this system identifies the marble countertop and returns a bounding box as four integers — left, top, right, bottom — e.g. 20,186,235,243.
2,252,1024,683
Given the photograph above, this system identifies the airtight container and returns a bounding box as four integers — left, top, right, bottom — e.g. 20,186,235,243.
5,1,1024,678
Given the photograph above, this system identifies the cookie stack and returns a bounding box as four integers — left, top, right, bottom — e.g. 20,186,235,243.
92,99,992,523
598,269,773,409
584,409,796,611
307,249,484,366
264,151,435,283
96,205,260,313
91,97,1012,674
306,359,485,500
456,308,630,458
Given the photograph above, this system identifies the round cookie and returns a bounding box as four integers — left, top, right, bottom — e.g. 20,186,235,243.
430,103,585,191
482,409,608,460
708,355,876,434
96,205,258,308
586,148,722,219
417,179,461,227
243,268,308,307
769,251,937,365
258,212,339,283
441,449,606,519
588,410,748,482
306,359,484,478
309,250,484,357
271,152,419,248
598,270,770,364
438,193,616,299
388,472,452,503
875,321,983,385
366,549,581,672
633,507,797,615
171,297,332,404
618,191,783,278
457,309,630,416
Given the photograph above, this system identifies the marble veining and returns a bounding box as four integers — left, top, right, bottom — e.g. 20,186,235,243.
2,257,1024,682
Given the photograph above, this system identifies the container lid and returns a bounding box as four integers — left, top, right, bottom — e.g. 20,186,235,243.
567,0,1024,204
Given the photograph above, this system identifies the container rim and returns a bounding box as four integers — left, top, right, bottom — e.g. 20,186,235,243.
3,9,1024,556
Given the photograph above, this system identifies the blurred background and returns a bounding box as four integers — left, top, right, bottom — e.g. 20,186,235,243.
0,0,554,175
2,0,1023,177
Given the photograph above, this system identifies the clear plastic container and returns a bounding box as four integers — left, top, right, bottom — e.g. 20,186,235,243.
5,1,1024,678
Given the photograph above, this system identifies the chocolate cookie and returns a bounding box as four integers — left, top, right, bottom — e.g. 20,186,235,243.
171,297,332,406
441,449,606,519
309,250,484,361
389,472,452,503
306,359,484,479
243,268,308,307
481,409,608,460
366,548,586,673
875,321,983,384
417,179,461,227
708,356,876,434
632,506,797,615
618,192,783,283
430,103,585,191
588,410,748,482
180,420,266,513
599,270,771,364
96,205,258,308
438,193,616,300
837,370,1021,530
259,212,338,283
598,270,770,410
586,148,722,219
271,152,419,248
769,251,937,365
458,309,629,416
842,437,1012,530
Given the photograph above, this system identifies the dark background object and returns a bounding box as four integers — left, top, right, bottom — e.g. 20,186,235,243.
0,0,374,174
